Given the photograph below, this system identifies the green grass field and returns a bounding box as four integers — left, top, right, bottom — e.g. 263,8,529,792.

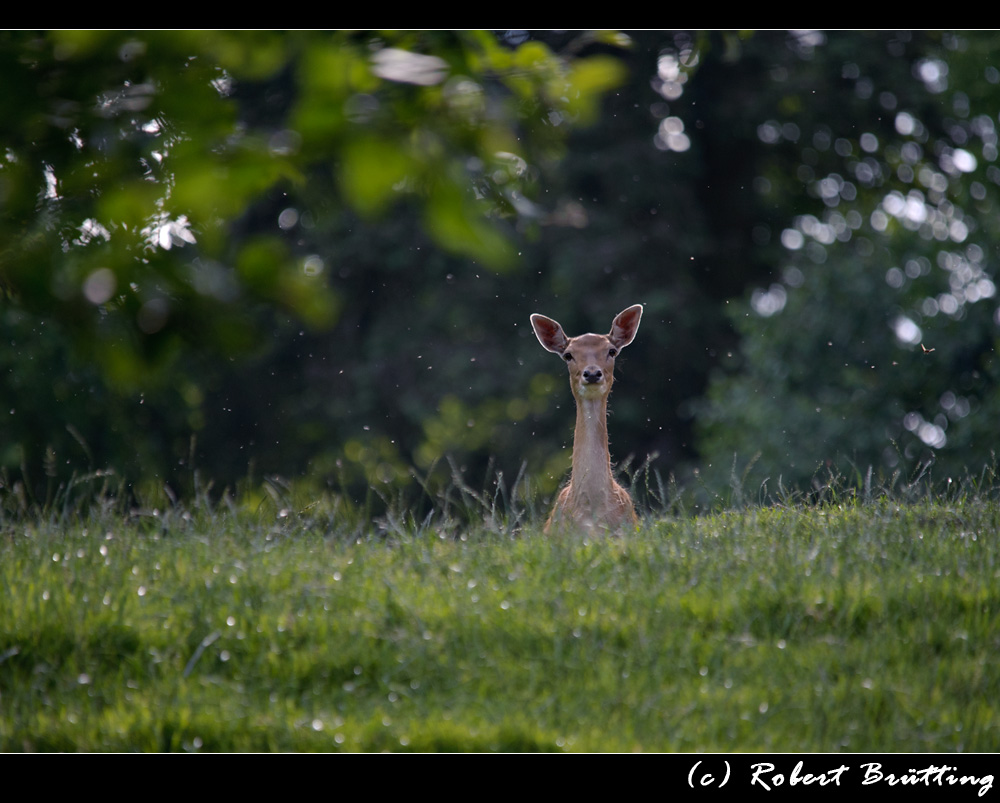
1,477,999,752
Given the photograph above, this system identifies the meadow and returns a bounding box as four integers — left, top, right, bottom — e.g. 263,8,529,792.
1,470,999,753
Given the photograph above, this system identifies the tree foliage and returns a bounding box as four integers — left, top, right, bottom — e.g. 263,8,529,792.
5,30,1000,508
0,30,627,494
697,31,1000,494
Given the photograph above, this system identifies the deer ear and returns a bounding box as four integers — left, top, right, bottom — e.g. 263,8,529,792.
530,314,569,355
609,304,642,349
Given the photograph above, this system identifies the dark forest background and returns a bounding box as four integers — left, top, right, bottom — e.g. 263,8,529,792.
4,30,1000,510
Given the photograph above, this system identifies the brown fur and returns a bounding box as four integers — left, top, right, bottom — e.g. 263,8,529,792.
530,305,643,533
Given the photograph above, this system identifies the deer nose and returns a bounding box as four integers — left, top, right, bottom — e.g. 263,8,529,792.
582,367,603,384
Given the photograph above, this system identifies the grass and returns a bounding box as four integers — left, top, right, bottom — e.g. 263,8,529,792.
1,470,999,752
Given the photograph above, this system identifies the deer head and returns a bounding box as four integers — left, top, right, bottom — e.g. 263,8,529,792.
530,304,643,402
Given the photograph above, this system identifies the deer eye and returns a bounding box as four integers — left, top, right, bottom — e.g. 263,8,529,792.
563,352,574,361
608,348,618,358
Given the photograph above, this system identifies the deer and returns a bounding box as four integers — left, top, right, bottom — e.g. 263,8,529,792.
530,304,643,533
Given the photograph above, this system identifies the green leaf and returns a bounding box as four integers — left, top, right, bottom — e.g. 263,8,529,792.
339,137,415,217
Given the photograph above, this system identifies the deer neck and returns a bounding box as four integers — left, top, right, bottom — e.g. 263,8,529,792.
570,395,614,495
